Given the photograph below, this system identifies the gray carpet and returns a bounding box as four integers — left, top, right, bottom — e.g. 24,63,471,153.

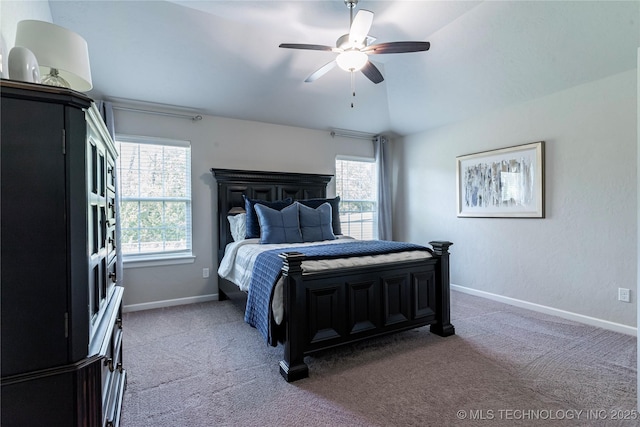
120,291,637,426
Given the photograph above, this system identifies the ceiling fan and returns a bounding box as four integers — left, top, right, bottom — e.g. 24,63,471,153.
279,0,430,86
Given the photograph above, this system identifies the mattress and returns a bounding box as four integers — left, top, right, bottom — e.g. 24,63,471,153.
218,236,431,292
218,237,432,326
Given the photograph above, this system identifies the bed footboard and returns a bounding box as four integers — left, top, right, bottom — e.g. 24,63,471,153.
278,241,454,382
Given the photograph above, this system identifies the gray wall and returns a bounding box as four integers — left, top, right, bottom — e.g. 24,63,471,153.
0,1,52,48
393,70,637,330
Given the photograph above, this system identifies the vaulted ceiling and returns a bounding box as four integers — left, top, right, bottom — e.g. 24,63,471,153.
49,1,639,136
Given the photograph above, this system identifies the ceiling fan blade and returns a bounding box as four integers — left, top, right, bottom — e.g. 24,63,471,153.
304,60,337,83
279,43,336,52
363,41,430,54
349,10,374,46
361,61,384,84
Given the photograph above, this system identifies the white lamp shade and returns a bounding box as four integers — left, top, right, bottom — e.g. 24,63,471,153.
336,50,368,72
15,20,92,92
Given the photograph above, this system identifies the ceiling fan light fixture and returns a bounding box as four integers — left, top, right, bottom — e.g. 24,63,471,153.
279,0,429,86
336,50,368,72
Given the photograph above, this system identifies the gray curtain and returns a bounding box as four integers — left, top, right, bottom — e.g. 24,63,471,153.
96,100,123,288
374,135,392,240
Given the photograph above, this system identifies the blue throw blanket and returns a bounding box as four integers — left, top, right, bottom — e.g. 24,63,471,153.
244,240,430,345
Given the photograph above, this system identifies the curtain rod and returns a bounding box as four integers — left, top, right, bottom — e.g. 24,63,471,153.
113,105,203,121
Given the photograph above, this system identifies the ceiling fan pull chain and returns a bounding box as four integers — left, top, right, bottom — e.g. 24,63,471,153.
350,70,356,108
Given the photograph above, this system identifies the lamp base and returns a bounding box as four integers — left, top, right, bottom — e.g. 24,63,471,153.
41,68,70,88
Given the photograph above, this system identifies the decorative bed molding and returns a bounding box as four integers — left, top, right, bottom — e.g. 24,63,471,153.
211,168,333,186
211,168,332,263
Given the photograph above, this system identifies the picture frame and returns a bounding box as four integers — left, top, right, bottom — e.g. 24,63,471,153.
456,141,545,218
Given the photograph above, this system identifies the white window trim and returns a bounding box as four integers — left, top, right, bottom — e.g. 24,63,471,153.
123,253,196,269
336,154,375,163
116,134,191,148
335,156,379,240
116,134,193,260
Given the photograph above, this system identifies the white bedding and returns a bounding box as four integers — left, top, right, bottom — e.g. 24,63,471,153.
217,237,432,324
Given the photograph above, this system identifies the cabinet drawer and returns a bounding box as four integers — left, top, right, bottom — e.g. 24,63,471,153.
101,301,124,427
105,368,126,427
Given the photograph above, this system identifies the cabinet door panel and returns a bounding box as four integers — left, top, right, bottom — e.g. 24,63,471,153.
1,98,69,375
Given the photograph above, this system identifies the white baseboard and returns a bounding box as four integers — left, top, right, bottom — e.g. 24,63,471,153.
123,287,636,336
123,294,219,313
451,284,637,336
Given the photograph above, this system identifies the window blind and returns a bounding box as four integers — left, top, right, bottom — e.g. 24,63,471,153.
116,136,192,257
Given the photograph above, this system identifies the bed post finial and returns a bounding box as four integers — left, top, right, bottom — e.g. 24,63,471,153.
429,241,453,256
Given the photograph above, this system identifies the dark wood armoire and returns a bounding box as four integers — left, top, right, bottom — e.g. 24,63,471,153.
1,80,125,426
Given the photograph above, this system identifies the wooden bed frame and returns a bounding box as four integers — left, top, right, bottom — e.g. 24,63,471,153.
211,168,455,381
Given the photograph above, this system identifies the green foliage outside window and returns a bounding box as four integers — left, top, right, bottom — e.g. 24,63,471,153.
117,139,192,256
335,159,377,240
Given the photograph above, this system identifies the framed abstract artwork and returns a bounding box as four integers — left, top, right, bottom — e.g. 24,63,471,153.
456,141,545,218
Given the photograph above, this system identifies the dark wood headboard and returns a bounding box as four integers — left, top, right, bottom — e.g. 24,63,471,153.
210,169,332,262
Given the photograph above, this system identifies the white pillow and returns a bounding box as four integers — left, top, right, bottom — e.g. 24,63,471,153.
227,213,247,242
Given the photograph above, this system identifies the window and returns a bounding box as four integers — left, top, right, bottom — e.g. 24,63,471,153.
116,135,192,260
335,157,378,240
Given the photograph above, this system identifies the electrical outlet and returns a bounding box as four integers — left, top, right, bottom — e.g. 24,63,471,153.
203,268,210,278
618,288,630,303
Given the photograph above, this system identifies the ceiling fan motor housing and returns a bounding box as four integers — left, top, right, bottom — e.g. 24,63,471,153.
337,34,354,49
345,0,358,9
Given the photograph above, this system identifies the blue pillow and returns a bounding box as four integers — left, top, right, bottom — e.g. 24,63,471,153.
298,196,342,236
298,202,336,242
243,196,293,239
254,203,303,244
